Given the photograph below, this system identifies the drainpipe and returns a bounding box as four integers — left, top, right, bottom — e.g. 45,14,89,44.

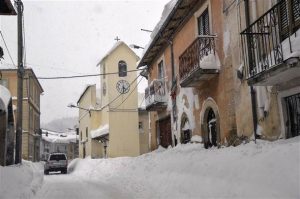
245,0,258,143
170,40,177,146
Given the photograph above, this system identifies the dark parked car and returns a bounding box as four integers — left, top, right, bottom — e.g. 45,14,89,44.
44,153,68,175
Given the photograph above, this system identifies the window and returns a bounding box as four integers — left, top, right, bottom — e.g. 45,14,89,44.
158,60,164,80
103,82,107,96
102,63,106,79
86,127,88,139
118,60,127,77
80,131,82,141
139,122,143,130
198,8,209,35
0,79,8,88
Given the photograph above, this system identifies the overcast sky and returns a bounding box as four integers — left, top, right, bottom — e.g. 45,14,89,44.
0,0,169,125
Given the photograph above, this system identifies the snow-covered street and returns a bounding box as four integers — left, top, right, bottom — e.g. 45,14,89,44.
34,174,129,199
1,137,300,199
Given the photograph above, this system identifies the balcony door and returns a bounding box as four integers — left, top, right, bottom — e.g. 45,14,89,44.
198,8,209,35
285,93,300,138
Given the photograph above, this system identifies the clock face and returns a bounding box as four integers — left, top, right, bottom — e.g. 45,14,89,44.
116,80,130,94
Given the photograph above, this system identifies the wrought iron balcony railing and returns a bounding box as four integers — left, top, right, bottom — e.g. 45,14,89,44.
179,36,218,86
241,0,300,80
145,79,167,111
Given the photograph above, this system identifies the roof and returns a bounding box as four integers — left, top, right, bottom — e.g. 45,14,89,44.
96,41,139,66
137,0,202,69
0,64,44,93
77,84,95,104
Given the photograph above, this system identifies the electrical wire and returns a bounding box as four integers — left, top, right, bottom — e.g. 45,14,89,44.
26,62,89,76
112,75,143,110
0,31,17,67
77,74,141,121
101,74,141,110
37,68,143,80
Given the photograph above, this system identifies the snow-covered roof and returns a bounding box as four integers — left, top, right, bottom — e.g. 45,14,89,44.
42,129,78,144
90,124,109,139
96,41,139,66
0,85,11,112
138,0,181,68
150,0,178,40
77,84,95,104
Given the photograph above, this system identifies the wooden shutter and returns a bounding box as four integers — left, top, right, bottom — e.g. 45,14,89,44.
279,0,289,41
292,0,300,30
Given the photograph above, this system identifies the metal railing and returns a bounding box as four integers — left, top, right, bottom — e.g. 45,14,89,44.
179,36,216,81
145,79,167,109
241,0,300,79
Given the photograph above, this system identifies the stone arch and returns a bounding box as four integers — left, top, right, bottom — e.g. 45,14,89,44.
200,98,221,148
180,112,192,144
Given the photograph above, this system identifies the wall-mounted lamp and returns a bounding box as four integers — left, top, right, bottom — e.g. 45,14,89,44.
67,103,91,117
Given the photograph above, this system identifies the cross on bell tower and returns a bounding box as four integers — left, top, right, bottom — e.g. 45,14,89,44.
114,36,120,42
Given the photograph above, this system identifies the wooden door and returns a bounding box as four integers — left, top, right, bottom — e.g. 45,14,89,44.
157,116,172,148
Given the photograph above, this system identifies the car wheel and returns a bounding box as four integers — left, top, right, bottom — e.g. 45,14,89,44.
44,170,49,175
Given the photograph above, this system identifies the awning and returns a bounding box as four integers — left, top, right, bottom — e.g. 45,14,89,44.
91,124,109,139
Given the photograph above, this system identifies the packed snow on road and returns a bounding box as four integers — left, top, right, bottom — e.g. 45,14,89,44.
1,137,299,199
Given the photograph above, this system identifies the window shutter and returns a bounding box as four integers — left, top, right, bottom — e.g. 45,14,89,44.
198,8,210,35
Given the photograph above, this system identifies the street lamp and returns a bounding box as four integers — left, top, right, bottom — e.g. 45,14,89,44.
67,103,91,116
129,44,145,50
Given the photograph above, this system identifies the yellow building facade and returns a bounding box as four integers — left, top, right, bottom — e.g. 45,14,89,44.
77,41,149,158
0,66,43,161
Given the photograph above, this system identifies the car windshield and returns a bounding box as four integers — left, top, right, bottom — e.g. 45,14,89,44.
49,154,66,161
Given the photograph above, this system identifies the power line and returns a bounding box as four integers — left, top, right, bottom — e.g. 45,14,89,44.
37,68,143,80
26,62,89,76
77,74,141,120
0,31,17,67
112,75,143,110
101,75,140,110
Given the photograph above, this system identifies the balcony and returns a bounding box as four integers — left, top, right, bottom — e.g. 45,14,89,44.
241,0,300,86
179,36,220,87
145,79,167,111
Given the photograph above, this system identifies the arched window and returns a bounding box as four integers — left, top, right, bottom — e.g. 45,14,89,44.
118,60,127,77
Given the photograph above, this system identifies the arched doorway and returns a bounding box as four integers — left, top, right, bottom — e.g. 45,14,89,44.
206,108,217,147
180,113,191,144
201,98,220,149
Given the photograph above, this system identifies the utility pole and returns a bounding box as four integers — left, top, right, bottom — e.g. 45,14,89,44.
15,0,24,164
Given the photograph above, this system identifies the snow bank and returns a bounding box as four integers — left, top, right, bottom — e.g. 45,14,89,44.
200,53,221,69
0,161,44,199
0,85,11,112
70,137,300,198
